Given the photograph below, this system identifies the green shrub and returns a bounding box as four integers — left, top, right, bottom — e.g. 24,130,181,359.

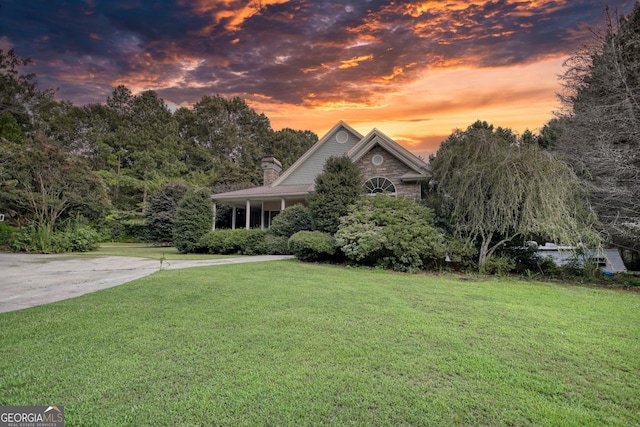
197,230,227,254
443,238,477,271
65,226,101,252
101,211,147,242
288,231,336,262
223,229,268,255
265,234,290,255
335,196,446,272
173,188,213,253
10,223,100,253
268,205,312,238
0,224,16,248
481,255,516,276
197,229,268,255
11,224,51,253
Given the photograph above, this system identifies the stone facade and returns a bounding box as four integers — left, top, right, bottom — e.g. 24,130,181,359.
355,145,423,199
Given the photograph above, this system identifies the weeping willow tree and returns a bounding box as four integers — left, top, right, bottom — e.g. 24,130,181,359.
430,122,601,269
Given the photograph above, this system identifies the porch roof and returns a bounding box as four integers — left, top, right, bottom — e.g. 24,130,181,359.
213,184,313,204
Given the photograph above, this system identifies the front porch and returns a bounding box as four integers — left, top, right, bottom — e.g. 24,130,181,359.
212,184,311,230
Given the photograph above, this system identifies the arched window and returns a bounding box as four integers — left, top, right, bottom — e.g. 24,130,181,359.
364,177,396,195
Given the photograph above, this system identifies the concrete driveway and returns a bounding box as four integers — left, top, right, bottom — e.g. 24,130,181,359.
0,253,294,313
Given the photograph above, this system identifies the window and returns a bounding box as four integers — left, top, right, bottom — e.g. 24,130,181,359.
364,177,396,195
371,154,384,166
336,130,349,144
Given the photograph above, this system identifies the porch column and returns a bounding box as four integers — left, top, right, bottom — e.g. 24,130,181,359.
281,198,286,211
232,207,237,230
212,203,217,230
260,201,265,230
245,200,251,230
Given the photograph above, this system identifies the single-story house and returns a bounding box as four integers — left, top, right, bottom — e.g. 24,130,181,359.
536,243,627,274
212,121,430,229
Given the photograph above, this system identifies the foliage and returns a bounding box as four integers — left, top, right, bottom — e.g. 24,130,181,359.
335,195,446,272
288,231,336,262
0,223,16,248
443,237,478,271
0,48,54,133
176,95,273,185
264,234,291,255
145,183,188,244
555,4,640,251
173,188,213,253
308,156,364,234
1,49,320,233
197,229,268,255
480,255,516,276
100,211,148,242
267,128,318,170
268,204,312,238
429,121,602,270
0,133,109,232
10,222,100,253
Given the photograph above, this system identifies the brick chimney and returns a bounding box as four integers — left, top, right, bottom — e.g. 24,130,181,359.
261,156,282,186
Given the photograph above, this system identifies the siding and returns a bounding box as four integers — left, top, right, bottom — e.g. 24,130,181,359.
277,126,360,186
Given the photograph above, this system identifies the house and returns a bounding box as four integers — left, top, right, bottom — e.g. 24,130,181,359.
536,243,627,274
212,121,430,229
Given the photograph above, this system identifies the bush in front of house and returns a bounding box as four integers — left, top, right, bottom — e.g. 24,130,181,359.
268,205,312,239
308,156,364,234
263,204,313,255
288,231,336,262
173,188,213,253
197,229,268,255
335,195,446,272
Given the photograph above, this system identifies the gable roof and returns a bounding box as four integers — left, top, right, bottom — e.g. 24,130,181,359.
348,128,428,176
273,121,362,187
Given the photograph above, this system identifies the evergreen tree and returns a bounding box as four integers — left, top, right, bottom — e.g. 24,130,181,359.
308,156,364,234
173,188,213,253
146,183,188,244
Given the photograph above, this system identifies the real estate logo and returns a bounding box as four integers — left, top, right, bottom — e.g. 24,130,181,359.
0,406,64,427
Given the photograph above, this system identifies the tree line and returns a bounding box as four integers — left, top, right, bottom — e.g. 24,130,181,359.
0,50,316,246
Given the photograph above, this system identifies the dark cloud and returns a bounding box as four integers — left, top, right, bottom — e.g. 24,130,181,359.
0,0,635,107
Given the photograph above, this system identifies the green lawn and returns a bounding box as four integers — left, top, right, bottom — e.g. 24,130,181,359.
1,261,638,426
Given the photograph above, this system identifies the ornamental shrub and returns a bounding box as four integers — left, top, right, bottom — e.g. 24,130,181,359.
173,188,213,253
288,231,336,262
268,204,312,238
145,183,188,244
197,229,268,255
335,195,446,272
265,234,290,255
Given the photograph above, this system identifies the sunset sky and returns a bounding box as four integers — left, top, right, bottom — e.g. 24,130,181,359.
1,0,635,157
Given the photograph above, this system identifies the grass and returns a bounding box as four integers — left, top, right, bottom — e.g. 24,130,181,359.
1,261,639,426
74,243,241,260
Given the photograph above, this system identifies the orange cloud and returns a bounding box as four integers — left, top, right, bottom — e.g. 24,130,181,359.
183,0,292,33
338,54,374,69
